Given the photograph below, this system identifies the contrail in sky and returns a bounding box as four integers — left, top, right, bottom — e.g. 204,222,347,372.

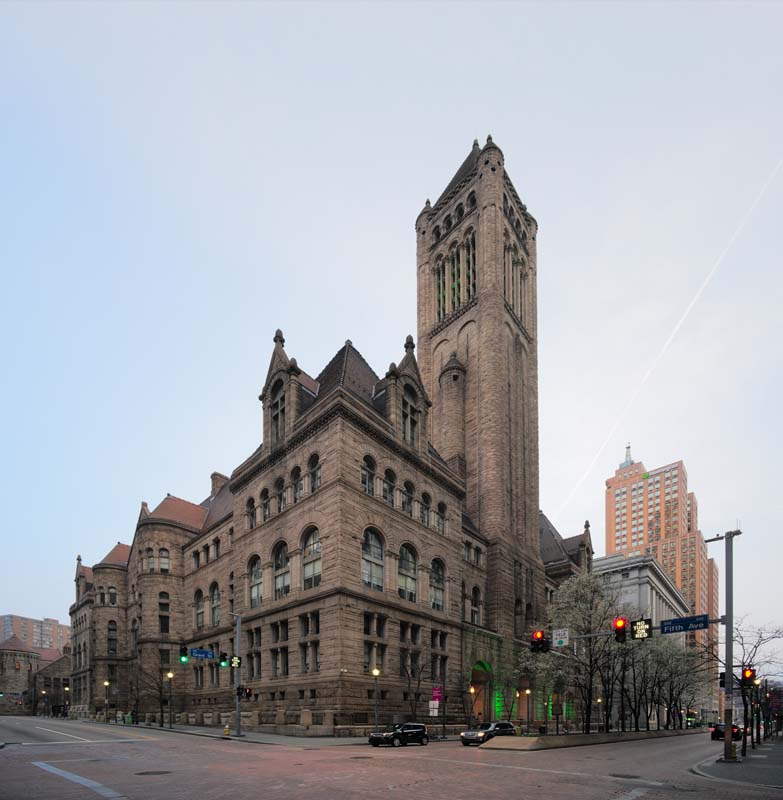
555,156,783,519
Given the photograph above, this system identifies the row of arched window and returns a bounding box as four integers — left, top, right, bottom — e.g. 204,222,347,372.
432,191,477,243
434,229,477,323
97,586,117,606
503,230,527,324
503,193,528,243
360,456,446,533
245,455,322,530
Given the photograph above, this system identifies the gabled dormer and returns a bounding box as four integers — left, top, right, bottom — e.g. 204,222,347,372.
373,335,430,455
259,329,303,448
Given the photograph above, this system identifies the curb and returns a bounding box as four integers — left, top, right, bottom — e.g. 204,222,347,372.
690,754,783,791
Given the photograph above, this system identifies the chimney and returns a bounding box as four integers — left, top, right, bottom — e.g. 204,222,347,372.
211,472,229,496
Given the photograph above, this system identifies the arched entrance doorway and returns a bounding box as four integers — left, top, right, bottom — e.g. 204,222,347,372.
468,660,492,723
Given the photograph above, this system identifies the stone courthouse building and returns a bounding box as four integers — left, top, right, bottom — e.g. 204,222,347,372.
70,138,553,731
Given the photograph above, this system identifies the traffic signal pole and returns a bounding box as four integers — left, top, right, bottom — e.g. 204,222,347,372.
706,529,741,762
231,612,243,738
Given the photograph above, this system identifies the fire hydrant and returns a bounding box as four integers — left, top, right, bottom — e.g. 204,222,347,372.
223,723,231,738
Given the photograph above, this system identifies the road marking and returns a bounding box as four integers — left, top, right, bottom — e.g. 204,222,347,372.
32,761,123,798
22,737,148,746
617,790,648,800
36,726,92,741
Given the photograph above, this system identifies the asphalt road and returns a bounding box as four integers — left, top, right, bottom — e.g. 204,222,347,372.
0,716,778,800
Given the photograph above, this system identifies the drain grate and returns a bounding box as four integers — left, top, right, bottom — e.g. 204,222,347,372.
135,771,171,776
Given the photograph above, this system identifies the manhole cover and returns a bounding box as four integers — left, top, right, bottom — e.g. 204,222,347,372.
134,771,171,776
610,774,641,779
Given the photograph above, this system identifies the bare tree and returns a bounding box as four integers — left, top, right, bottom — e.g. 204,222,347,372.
128,650,171,726
400,650,427,722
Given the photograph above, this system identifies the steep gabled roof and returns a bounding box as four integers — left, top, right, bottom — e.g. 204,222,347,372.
200,479,234,530
150,495,209,530
313,340,380,409
98,543,131,567
539,511,570,565
433,140,481,210
0,635,37,655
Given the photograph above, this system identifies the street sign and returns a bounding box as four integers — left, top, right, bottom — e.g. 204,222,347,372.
189,648,215,659
428,700,439,716
431,685,443,702
553,628,569,647
630,618,652,640
660,614,709,635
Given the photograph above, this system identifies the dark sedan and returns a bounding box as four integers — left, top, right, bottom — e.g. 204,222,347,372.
369,723,429,747
710,722,741,740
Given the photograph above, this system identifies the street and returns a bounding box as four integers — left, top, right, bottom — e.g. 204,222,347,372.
0,716,780,800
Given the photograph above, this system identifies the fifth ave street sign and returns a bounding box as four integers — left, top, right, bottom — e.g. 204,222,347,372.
553,628,569,647
660,614,709,635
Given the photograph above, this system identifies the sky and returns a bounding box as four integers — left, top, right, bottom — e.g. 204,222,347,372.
1,2,781,666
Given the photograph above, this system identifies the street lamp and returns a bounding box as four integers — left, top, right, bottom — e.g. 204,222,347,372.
64,686,70,719
41,690,47,718
468,685,475,728
166,672,174,729
372,667,380,731
525,689,532,735
103,680,110,723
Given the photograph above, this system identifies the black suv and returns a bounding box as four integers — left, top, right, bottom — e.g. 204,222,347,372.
369,723,429,747
460,721,516,745
710,722,741,740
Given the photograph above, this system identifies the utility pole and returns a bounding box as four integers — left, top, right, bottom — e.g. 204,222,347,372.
706,529,741,762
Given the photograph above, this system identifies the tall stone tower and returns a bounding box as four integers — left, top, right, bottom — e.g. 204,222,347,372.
416,136,544,636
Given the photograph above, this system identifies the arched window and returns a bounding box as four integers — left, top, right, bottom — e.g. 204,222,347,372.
146,548,155,573
519,256,527,326
98,587,105,606
456,203,464,220
471,587,481,625
435,502,446,535
444,214,452,231
107,621,117,655
435,257,447,321
210,583,220,626
402,386,419,447
260,489,270,522
511,243,519,316
467,191,476,210
273,542,290,599
246,497,256,530
450,244,461,309
419,493,431,526
503,230,510,300
465,229,476,300
302,528,322,590
430,559,445,611
159,548,170,574
195,590,204,630
131,619,138,650
382,469,396,507
159,592,170,633
291,467,303,503
398,544,417,602
275,477,286,513
361,455,376,496
433,225,441,242
248,556,263,608
402,480,415,516
361,529,384,591
308,453,321,492
108,587,117,606
271,380,286,445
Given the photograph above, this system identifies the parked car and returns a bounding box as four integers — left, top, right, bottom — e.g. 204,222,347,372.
710,722,741,740
460,721,516,746
369,723,429,747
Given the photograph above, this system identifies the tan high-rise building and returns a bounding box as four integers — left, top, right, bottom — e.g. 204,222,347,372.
1,615,70,651
605,446,721,718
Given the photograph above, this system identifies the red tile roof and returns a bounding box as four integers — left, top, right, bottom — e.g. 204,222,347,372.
151,495,209,530
99,543,131,567
0,635,37,654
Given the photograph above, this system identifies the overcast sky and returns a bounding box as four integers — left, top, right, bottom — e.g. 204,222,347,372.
1,2,780,664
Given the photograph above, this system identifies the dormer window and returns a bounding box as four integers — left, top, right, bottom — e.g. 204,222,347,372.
271,380,285,445
402,385,419,447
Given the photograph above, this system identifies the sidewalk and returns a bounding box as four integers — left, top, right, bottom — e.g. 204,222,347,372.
693,736,783,789
86,719,371,748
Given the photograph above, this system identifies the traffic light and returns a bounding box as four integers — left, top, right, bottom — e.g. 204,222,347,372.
219,652,229,668
741,666,756,687
244,687,252,699
719,671,726,688
613,617,628,643
230,655,242,669
236,685,244,698
179,645,189,663
530,629,545,653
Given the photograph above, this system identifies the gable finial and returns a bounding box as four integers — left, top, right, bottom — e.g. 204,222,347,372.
404,334,415,354
274,329,285,346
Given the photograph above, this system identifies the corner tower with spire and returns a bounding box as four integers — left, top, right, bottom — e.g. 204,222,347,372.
416,136,544,635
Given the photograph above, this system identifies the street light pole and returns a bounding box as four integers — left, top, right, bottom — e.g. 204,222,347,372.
64,685,69,719
525,689,531,735
372,667,380,730
706,529,741,762
230,612,243,737
103,680,110,723
166,672,174,729
468,685,475,729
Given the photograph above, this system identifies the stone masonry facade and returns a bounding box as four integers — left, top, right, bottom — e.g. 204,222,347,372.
69,139,551,733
